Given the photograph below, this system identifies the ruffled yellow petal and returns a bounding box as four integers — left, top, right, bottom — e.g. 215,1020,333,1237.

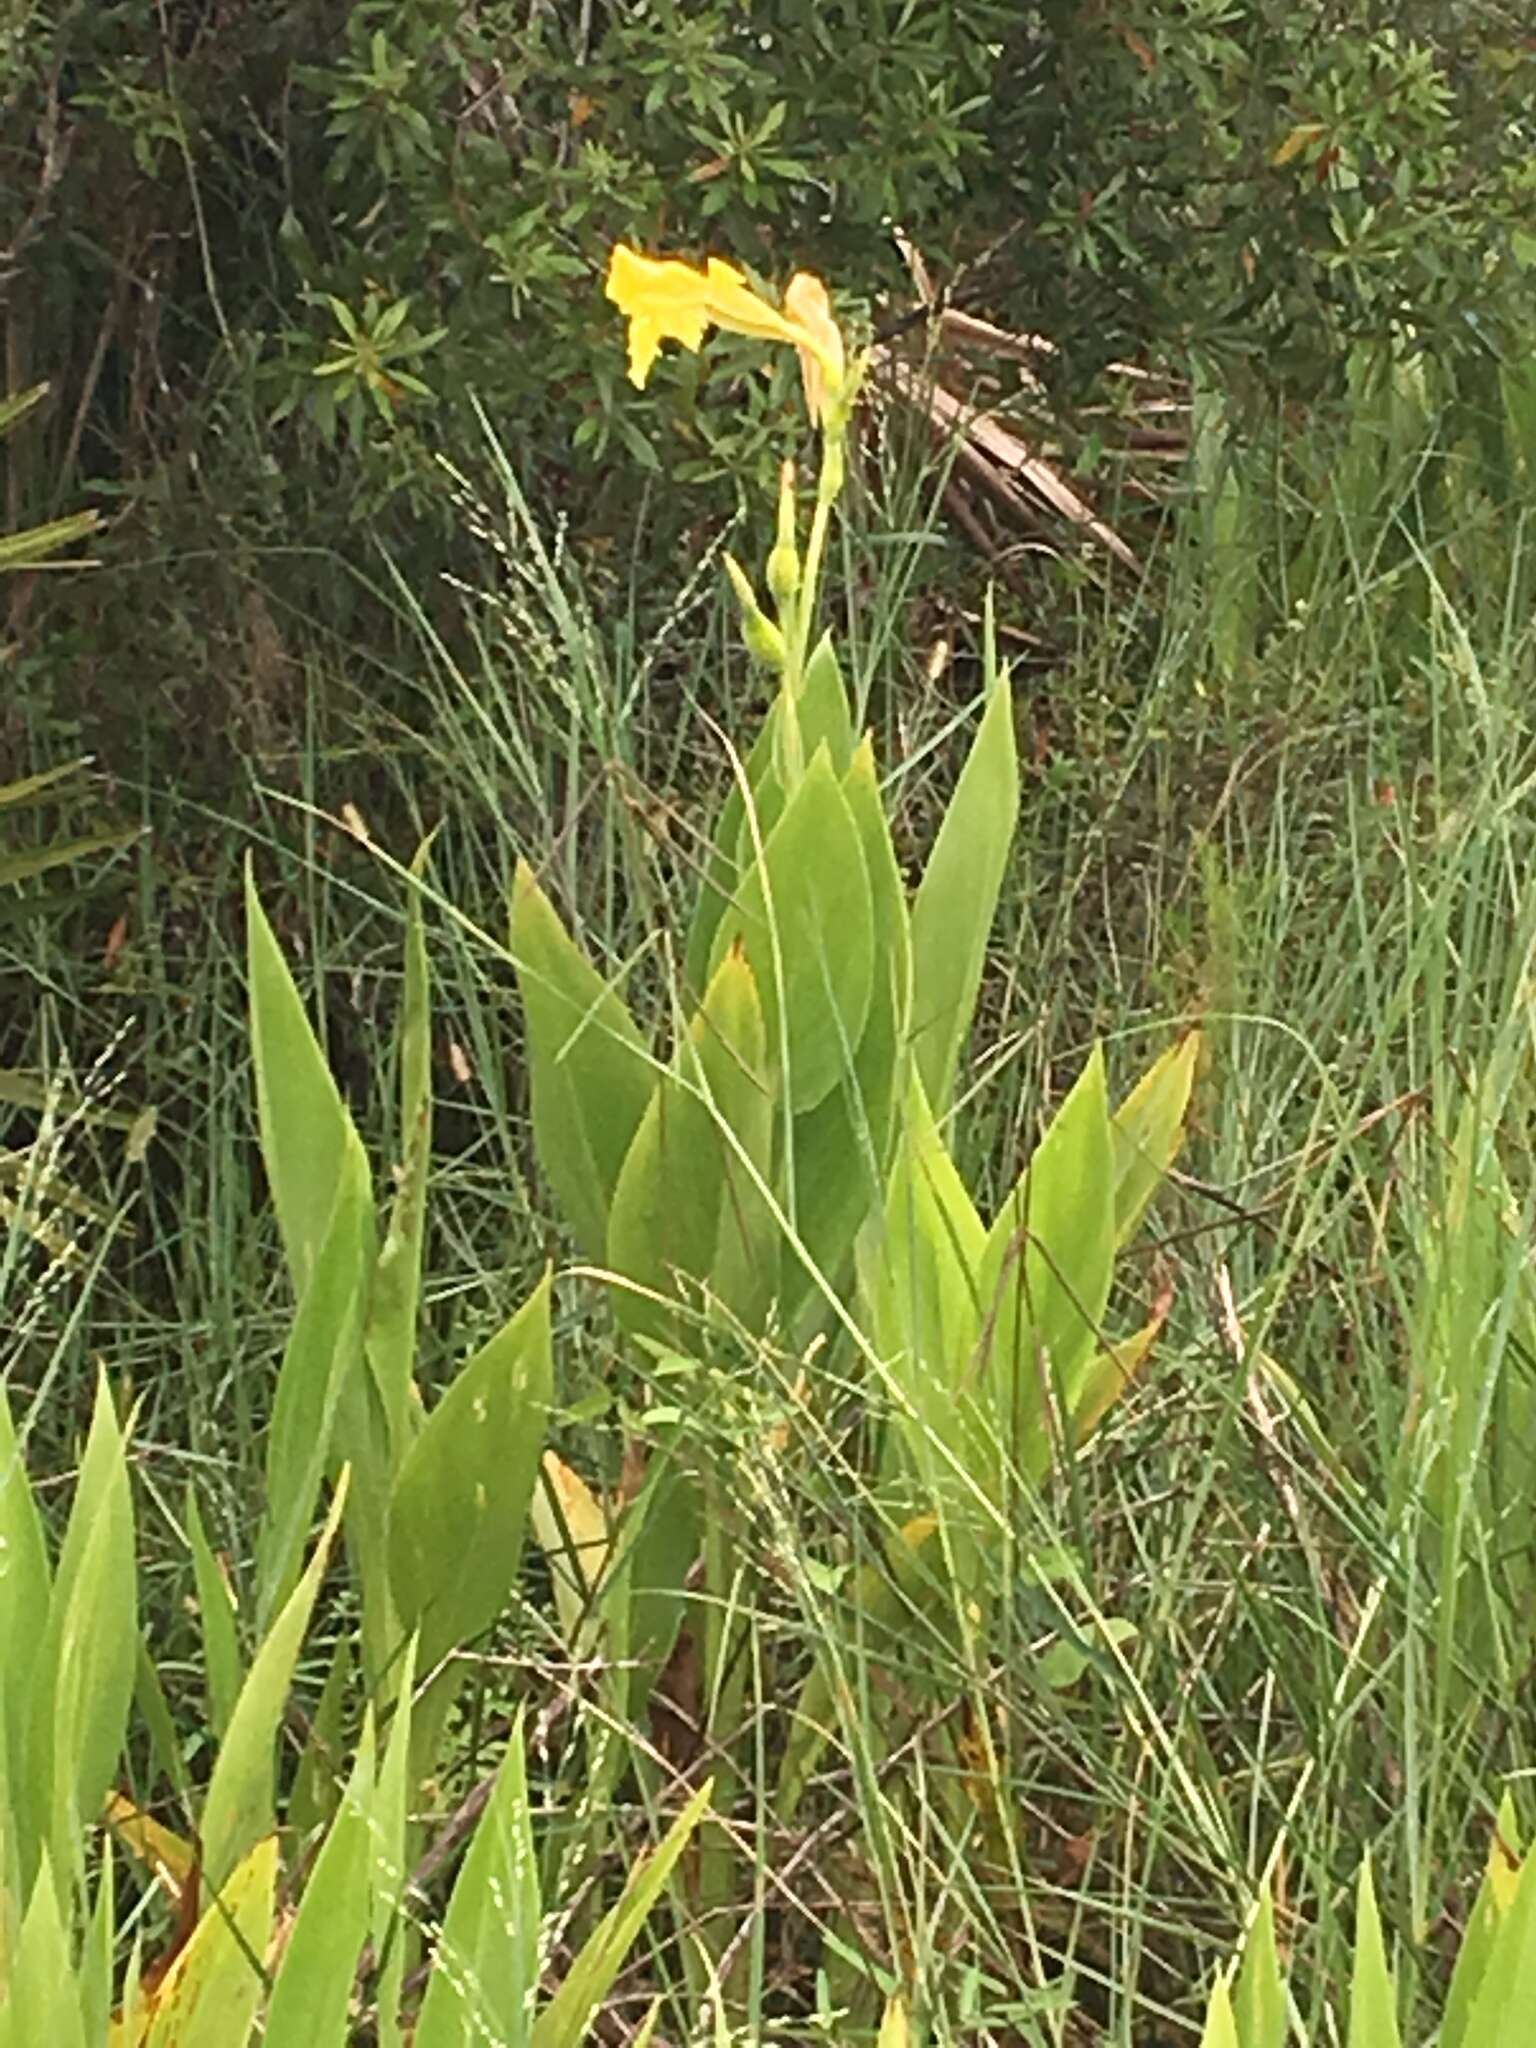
623,314,663,388
606,245,845,416
606,245,711,386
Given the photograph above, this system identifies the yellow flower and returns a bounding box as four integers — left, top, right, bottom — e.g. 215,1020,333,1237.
605,244,844,423
783,271,844,427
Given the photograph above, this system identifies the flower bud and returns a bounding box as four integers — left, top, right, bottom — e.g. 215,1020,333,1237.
766,460,800,612
724,553,786,670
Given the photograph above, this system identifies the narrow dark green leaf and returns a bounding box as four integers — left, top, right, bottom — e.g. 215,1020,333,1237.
366,839,435,1455
186,1490,243,1741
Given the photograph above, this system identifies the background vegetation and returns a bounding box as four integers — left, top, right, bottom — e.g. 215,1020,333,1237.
4,2,1536,2042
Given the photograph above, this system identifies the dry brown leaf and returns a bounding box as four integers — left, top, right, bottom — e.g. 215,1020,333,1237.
876,349,1141,572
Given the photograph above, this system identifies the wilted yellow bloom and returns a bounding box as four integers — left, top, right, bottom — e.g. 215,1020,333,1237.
783,271,844,426
605,244,844,423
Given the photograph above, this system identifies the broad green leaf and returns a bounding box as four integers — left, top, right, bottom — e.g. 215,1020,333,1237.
531,1779,713,2048
0,1814,15,2046
787,736,911,1329
1460,1820,1536,2047
1411,1086,1533,1682
699,953,779,1319
0,1705,20,1997
1199,1973,1241,2048
607,945,773,1341
684,633,856,997
414,1717,540,2048
332,1368,401,1712
1232,1885,1288,2048
366,839,436,1455
862,1076,987,1508
683,721,778,1008
390,1274,552,1680
909,666,1018,1120
28,1373,136,1896
185,1490,242,1741
200,1474,349,1893
1,1854,86,2048
1347,1859,1402,2048
141,1834,276,2048
1417,1095,1507,1503
766,633,858,808
709,744,873,1115
1443,1795,1524,2048
792,634,857,774
1111,1033,1200,1246
256,1138,371,1627
975,1047,1115,1482
264,1720,376,2044
510,861,655,1260
246,863,373,1303
0,1387,50,1840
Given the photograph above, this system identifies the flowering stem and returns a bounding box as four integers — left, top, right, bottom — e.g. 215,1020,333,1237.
791,432,843,682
